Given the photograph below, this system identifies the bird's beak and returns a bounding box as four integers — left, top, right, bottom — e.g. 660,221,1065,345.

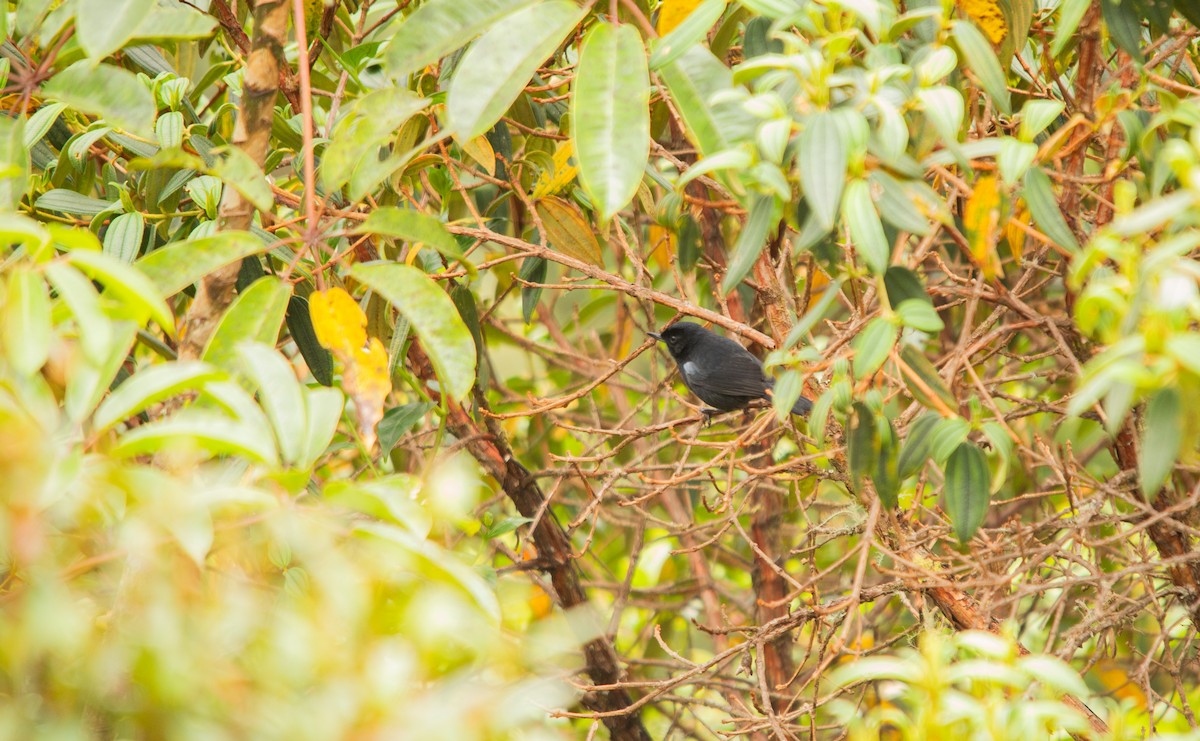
647,331,662,341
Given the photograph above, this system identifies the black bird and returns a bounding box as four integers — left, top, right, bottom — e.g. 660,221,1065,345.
648,322,812,420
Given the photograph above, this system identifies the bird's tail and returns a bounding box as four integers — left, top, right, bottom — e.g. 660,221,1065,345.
764,379,814,416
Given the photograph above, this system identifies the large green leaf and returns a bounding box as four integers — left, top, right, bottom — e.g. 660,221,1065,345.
201,276,292,372
721,194,777,294
112,410,279,465
357,207,466,264
799,111,848,230
649,0,728,69
2,267,50,376
1023,167,1080,252
1140,388,1182,499
385,0,538,80
944,441,990,543
135,231,268,297
659,44,753,157
842,179,889,274
43,61,156,136
0,116,27,212
67,249,174,333
45,262,112,364
237,344,307,468
897,412,941,479
94,361,225,433
572,23,650,222
351,263,477,401
951,20,1011,115
77,0,154,60
852,317,896,380
446,1,586,139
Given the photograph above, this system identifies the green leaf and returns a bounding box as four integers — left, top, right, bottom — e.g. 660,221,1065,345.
102,212,145,263
45,262,112,364
884,266,929,307
842,179,888,274
1100,0,1144,61
944,441,990,543
237,343,307,467
2,267,51,376
378,402,437,453
659,44,754,157
94,361,224,432
772,370,804,422
897,412,941,479
572,23,651,222
24,102,67,149
1140,387,1182,499
721,194,776,294
0,116,28,212
1051,0,1090,56
212,145,273,213
1167,334,1200,376
872,415,900,508
896,300,945,333
852,317,896,380
298,386,344,469
286,296,334,387
649,0,727,69
929,416,971,464
65,321,138,424
951,20,1011,115
36,189,113,216
321,89,428,195
385,0,538,80
900,344,957,412
128,7,217,43
446,1,586,139
201,276,292,372
67,249,174,333
847,402,877,492
519,256,547,325
351,263,477,401
112,409,279,465
43,61,156,136
799,111,848,230
327,478,432,536
77,0,154,60
1023,168,1079,251
357,207,466,264
135,231,268,297
871,171,933,236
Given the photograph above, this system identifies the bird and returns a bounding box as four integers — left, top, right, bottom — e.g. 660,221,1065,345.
648,322,812,422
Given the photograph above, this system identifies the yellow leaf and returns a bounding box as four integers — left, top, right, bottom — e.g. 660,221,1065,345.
957,0,1007,45
344,337,390,450
536,196,603,266
1004,204,1028,262
657,0,707,35
309,287,367,355
309,288,391,449
648,223,676,270
531,141,578,199
455,133,495,172
963,175,1004,280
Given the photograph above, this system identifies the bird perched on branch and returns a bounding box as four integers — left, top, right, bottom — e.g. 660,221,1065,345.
649,322,812,422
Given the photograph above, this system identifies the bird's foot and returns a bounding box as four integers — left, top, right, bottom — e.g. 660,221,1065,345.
700,408,721,427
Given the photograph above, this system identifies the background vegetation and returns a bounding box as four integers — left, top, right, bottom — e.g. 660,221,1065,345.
1,0,1199,738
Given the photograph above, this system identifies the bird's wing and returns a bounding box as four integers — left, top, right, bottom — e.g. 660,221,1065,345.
682,348,770,400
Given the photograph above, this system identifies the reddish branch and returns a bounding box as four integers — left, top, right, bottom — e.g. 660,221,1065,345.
209,0,304,113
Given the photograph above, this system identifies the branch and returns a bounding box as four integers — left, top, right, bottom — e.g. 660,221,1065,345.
179,0,289,360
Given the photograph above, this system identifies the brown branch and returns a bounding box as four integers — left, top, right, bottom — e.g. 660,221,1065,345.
405,343,653,741
179,0,289,359
209,0,303,112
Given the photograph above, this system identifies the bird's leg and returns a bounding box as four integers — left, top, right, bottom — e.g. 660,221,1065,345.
700,408,720,427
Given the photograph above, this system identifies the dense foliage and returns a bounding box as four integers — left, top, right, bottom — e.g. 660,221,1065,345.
1,0,1199,738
